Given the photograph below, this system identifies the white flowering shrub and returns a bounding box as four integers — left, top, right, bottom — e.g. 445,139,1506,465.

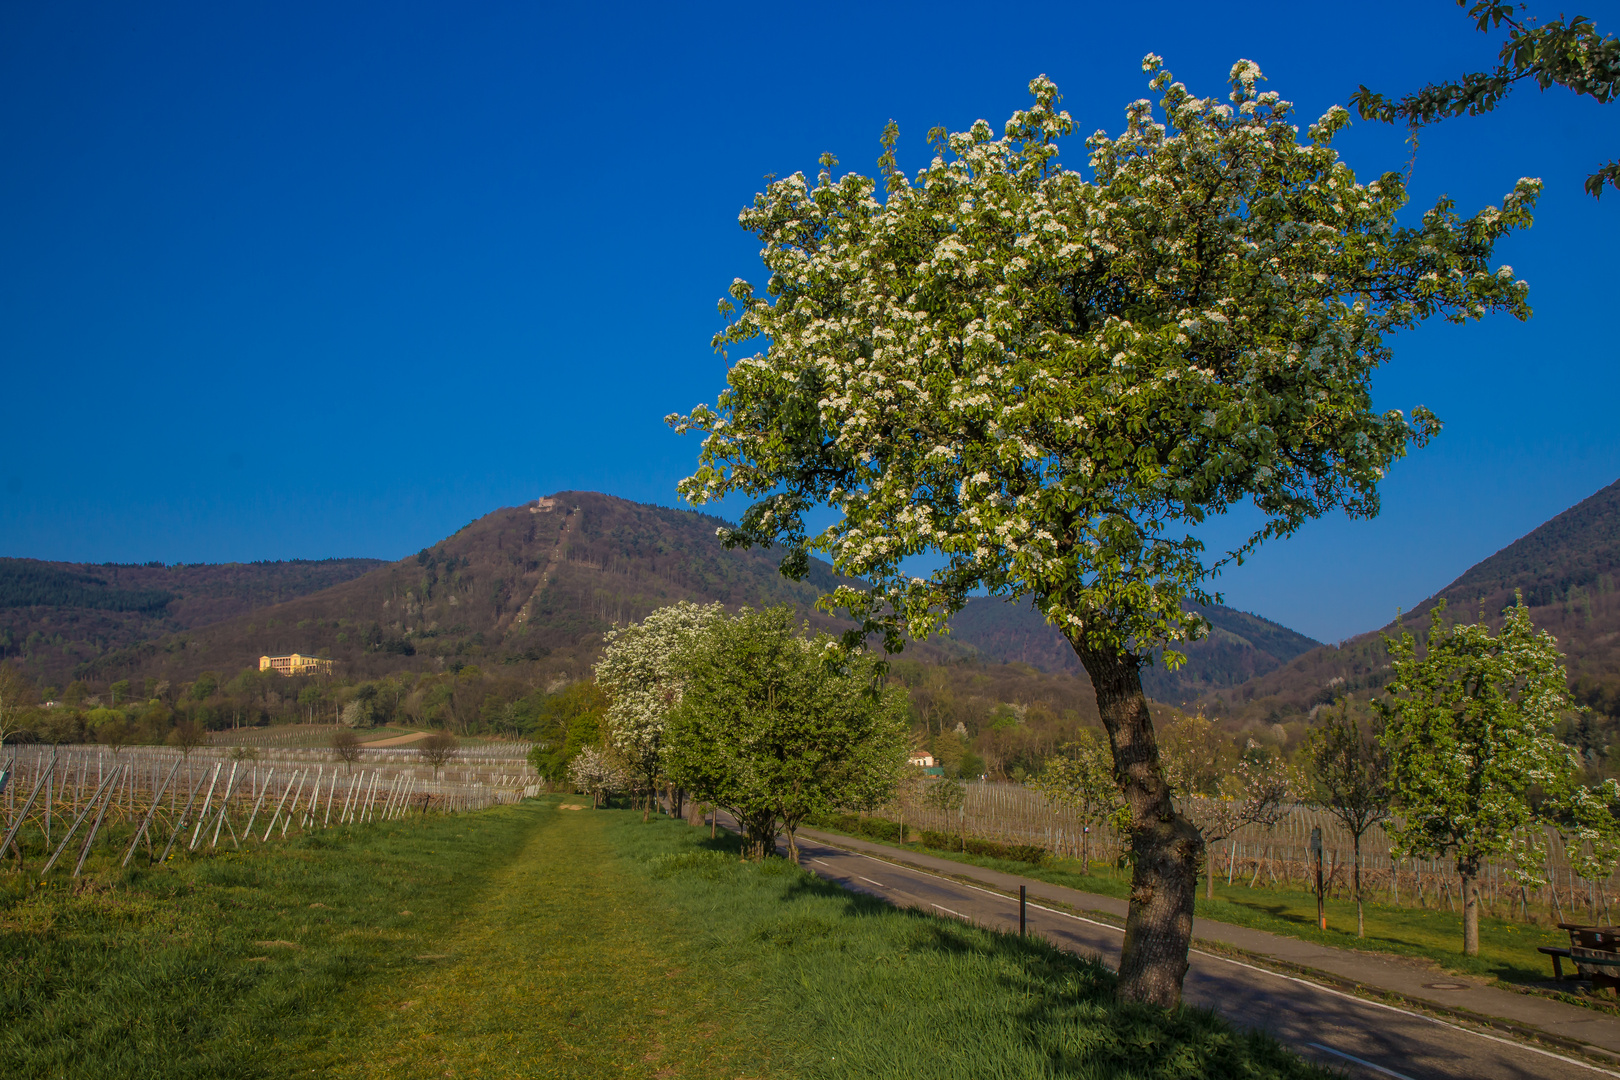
566,745,627,808
594,601,725,812
664,605,910,863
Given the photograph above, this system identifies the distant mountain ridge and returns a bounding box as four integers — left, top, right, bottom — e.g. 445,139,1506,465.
1206,476,1620,723
944,596,1323,704
15,492,1324,706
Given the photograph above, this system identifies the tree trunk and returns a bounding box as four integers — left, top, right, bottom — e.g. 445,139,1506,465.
784,822,800,865
738,809,776,862
1461,866,1480,956
1353,834,1364,939
1072,640,1202,1009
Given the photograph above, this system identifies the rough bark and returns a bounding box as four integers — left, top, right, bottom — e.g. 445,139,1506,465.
1460,865,1480,956
1072,639,1203,1009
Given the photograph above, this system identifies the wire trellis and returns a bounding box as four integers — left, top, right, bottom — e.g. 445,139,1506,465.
870,781,1617,924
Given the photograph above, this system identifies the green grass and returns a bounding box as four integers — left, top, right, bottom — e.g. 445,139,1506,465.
801,822,1569,986
1,799,1331,1079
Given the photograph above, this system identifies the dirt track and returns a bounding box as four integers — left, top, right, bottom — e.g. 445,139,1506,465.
360,731,431,747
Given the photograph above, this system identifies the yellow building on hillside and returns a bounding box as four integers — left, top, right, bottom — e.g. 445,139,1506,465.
259,653,334,676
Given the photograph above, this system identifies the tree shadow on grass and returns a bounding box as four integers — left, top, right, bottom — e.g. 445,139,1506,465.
767,876,1323,1078
637,821,1327,1078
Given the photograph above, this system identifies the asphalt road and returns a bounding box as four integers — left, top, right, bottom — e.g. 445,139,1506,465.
791,831,1620,1080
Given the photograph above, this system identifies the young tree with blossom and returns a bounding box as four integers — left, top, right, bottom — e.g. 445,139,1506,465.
594,601,725,821
1306,702,1391,938
1380,598,1618,956
664,606,909,863
670,58,1538,1006
567,745,627,808
1161,713,1292,900
1031,731,1120,871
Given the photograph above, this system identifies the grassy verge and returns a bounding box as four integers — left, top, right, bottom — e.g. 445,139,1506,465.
801,819,1568,986
619,814,1327,1079
0,800,771,1080
1,798,1331,1078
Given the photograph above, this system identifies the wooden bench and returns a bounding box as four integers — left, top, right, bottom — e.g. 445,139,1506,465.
1542,924,1620,987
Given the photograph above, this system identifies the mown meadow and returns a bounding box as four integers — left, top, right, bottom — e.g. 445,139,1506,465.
0,797,1332,1079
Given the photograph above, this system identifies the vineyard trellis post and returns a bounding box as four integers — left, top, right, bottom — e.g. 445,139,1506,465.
159,769,209,866
73,764,126,877
263,771,301,841
0,751,54,865
243,768,277,838
122,758,181,868
188,764,223,851
42,766,119,876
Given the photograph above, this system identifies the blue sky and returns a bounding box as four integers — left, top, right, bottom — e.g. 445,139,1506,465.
2,1,1616,643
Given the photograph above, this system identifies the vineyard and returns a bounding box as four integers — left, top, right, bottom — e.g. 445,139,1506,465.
885,781,1618,926
0,742,529,877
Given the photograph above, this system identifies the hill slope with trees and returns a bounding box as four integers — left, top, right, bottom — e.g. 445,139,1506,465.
0,556,385,683
5,491,1325,718
79,492,858,689
1206,477,1620,749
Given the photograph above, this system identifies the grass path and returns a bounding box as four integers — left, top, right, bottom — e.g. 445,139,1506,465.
310,804,773,1079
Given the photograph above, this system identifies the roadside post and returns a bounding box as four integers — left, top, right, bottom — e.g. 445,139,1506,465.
1310,827,1326,930
1020,886,1027,936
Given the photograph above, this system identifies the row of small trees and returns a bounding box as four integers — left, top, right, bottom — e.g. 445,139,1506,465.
1035,598,1620,955
329,729,461,778
573,602,910,863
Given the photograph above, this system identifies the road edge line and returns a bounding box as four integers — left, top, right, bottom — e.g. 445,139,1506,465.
802,832,1620,1074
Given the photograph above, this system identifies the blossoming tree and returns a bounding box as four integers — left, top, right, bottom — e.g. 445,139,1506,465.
1031,731,1120,871
1353,1,1618,198
670,58,1538,1006
663,606,909,863
594,601,724,821
1379,599,1618,956
567,745,627,809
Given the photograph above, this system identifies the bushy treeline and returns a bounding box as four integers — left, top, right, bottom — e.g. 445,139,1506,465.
0,559,175,613
0,656,607,760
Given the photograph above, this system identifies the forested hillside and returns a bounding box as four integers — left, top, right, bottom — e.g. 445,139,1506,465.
71,492,860,689
0,556,385,683
5,491,1330,719
946,596,1321,705
1206,477,1620,749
